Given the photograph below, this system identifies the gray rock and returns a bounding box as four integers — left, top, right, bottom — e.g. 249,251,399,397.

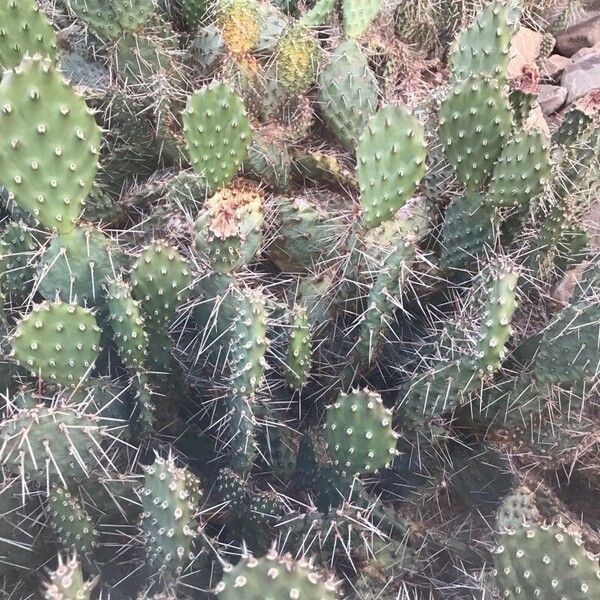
555,11,600,57
538,84,567,114
540,54,572,78
562,52,600,103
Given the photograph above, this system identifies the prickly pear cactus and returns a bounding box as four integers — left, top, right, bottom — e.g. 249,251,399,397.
357,106,427,229
10,301,101,387
0,57,101,233
0,3,599,599
324,389,398,477
183,83,252,191
216,549,340,599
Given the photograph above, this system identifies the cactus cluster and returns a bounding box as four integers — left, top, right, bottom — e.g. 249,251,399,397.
0,1,599,599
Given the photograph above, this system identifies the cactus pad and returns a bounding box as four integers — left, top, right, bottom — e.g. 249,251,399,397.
275,26,319,95
140,455,202,576
476,265,518,373
107,278,148,371
342,0,381,39
218,0,261,54
0,0,58,70
43,554,97,600
486,131,550,209
493,523,600,599
216,549,340,599
48,485,98,556
286,305,311,390
0,402,104,485
0,220,38,296
183,83,251,191
10,301,101,387
318,40,377,149
194,179,263,273
0,57,101,233
449,0,520,82
439,75,512,190
357,105,427,229
324,389,397,477
130,242,193,327
37,226,124,307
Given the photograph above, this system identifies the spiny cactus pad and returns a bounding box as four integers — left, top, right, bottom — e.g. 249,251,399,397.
218,0,261,55
439,75,512,190
357,105,427,229
140,455,202,576
183,83,252,191
285,305,311,390
130,242,193,327
0,220,38,296
342,0,381,39
48,485,98,556
107,278,148,371
194,180,263,273
10,301,101,387
275,26,319,95
318,40,378,150
493,523,600,599
0,57,101,233
37,226,124,307
43,553,97,600
486,130,551,209
216,549,340,599
476,265,518,373
0,403,104,485
0,0,58,70
449,0,520,82
324,389,397,477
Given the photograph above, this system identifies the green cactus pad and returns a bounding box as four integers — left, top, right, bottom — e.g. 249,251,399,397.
486,131,550,209
107,278,148,371
214,467,247,512
114,0,156,32
0,57,101,233
0,402,104,485
48,485,98,556
10,301,101,387
324,389,398,477
59,0,122,39
0,220,38,296
286,304,311,390
244,135,291,192
130,242,193,327
183,83,252,191
493,523,600,599
216,549,340,599
441,192,497,271
230,287,269,398
140,455,202,576
183,0,211,29
496,487,539,530
43,554,97,600
356,241,415,366
552,103,597,148
225,393,258,474
302,0,335,26
0,0,58,70
476,265,518,374
318,40,378,150
533,300,600,386
274,26,319,95
439,75,512,190
396,358,479,427
269,192,346,272
449,0,520,82
342,0,381,39
37,226,124,307
357,105,427,229
194,180,264,273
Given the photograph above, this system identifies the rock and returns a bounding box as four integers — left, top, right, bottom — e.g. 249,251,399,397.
562,53,600,103
524,105,551,139
540,54,572,78
508,28,543,78
538,84,567,114
555,10,600,57
572,40,600,60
